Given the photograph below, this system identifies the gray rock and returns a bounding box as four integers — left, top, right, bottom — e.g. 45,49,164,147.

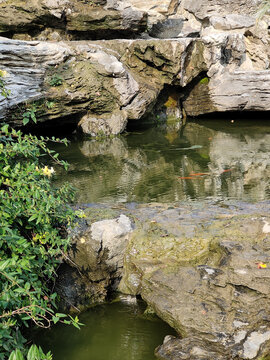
118,201,270,359
182,0,260,21
57,212,133,311
90,214,133,270
78,110,128,137
209,14,255,31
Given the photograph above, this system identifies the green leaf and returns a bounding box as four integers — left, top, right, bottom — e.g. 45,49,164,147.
0,259,10,271
23,117,29,126
8,349,24,360
28,214,37,222
27,345,39,360
1,124,9,133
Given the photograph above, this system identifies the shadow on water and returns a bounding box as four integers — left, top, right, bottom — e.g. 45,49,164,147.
49,118,270,204
33,300,176,360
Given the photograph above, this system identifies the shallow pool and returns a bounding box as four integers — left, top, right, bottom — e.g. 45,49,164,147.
34,300,176,360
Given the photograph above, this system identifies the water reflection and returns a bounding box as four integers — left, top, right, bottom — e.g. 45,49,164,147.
53,120,270,203
34,301,175,360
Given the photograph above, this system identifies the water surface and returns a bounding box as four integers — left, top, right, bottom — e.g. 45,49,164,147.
35,300,176,360
52,119,270,203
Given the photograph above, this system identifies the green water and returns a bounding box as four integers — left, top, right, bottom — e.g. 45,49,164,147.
52,119,270,203
34,300,176,360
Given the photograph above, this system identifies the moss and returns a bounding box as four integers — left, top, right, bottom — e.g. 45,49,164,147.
83,207,120,224
199,77,209,85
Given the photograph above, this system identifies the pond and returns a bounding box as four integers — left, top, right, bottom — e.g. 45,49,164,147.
34,299,176,360
40,117,270,359
52,118,270,204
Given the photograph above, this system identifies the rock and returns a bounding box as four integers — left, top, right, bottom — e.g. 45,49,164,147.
182,0,260,21
55,200,270,357
90,214,133,271
118,201,270,359
0,0,147,40
1,0,270,134
183,70,270,116
0,37,192,133
57,212,133,311
78,110,128,137
209,14,255,31
155,336,229,360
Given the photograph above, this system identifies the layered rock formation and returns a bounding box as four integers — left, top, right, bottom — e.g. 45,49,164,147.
0,0,269,135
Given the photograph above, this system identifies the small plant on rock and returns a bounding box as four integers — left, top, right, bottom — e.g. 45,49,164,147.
49,75,63,87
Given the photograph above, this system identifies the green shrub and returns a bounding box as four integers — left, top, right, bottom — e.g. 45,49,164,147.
0,125,81,359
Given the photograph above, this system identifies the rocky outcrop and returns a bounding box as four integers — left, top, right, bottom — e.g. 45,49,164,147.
0,0,147,40
0,0,270,134
0,37,192,134
56,209,133,311
58,201,270,359
117,201,270,360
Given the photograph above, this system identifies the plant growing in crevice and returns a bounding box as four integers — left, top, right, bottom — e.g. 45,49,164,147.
46,100,55,109
22,103,38,125
49,75,63,87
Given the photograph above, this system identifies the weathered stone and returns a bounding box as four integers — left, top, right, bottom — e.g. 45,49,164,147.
78,110,128,137
57,200,270,357
0,0,147,40
183,70,270,116
155,336,229,360
0,37,193,132
182,0,261,21
57,212,133,311
90,214,133,271
209,14,255,31
118,201,270,359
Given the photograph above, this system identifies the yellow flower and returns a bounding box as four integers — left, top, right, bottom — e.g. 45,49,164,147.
0,70,8,78
42,166,55,177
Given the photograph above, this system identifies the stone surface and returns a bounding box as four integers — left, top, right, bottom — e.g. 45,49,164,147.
0,37,191,132
0,0,147,40
117,201,270,360
1,0,270,133
182,0,261,21
57,211,133,311
78,110,128,137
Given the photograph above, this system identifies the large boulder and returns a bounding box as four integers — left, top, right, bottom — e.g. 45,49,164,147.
56,209,134,311
118,201,270,360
